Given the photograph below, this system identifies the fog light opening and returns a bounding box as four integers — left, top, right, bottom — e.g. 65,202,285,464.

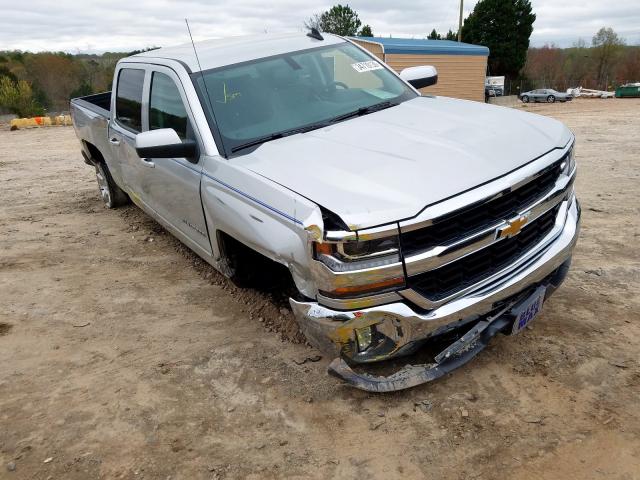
355,326,373,352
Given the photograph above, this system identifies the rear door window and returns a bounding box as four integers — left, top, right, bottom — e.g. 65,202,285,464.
115,68,145,132
149,72,188,139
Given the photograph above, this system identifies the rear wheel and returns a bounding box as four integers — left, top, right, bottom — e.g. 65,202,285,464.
547,95,556,103
95,162,129,208
521,95,529,103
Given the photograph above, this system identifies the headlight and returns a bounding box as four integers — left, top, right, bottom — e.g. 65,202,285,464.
314,236,400,272
313,233,405,298
562,143,576,176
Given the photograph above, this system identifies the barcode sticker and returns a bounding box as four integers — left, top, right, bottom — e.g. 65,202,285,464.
351,61,383,73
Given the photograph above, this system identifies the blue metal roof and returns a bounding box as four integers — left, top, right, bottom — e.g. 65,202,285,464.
353,37,489,56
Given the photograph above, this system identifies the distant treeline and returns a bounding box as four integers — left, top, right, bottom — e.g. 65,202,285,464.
0,48,157,117
1,30,639,118
522,28,640,92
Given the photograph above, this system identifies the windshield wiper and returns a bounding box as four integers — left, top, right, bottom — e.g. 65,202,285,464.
230,101,398,154
231,132,286,153
327,101,399,124
230,122,331,154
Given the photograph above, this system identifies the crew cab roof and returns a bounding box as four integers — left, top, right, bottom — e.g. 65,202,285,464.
133,32,345,72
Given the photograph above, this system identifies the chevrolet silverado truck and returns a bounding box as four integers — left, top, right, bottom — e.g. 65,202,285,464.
70,31,580,392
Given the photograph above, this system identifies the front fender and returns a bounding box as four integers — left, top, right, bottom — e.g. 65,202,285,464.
199,155,323,298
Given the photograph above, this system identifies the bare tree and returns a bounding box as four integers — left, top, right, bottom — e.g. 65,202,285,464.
617,48,640,84
304,13,322,31
592,27,625,89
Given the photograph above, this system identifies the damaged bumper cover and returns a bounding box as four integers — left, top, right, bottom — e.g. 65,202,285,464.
327,314,513,392
290,197,581,391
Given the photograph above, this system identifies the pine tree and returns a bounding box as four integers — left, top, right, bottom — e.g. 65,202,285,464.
461,0,536,77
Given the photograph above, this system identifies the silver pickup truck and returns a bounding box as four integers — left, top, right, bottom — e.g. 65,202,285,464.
71,31,580,391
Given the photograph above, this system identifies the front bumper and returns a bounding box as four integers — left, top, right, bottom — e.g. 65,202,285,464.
290,196,580,364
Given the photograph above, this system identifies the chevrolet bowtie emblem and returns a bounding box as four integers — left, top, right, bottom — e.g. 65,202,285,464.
497,214,529,239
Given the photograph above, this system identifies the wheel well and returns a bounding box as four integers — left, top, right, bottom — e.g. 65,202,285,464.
216,230,295,292
84,141,105,164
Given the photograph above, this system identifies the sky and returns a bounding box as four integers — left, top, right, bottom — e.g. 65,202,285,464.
0,0,638,53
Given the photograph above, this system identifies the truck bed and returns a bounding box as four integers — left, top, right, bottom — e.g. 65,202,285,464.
70,92,112,165
71,91,111,117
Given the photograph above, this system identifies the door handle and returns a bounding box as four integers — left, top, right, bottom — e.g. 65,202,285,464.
140,158,155,168
109,137,121,146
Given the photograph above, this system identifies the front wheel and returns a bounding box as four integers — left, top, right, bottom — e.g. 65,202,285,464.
547,95,556,103
217,232,292,291
521,95,529,103
95,162,129,208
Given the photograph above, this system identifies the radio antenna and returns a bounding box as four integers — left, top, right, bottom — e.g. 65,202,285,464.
185,19,221,155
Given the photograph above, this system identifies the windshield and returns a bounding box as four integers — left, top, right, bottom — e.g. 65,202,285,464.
194,42,417,155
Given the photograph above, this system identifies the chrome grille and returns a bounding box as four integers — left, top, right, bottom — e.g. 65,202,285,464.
401,159,564,255
399,148,574,309
406,205,559,301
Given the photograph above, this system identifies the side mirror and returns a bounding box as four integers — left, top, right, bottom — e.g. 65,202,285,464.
399,65,438,89
135,129,197,159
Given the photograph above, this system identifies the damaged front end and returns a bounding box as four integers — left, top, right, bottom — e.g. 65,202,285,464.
291,191,580,392
293,260,572,392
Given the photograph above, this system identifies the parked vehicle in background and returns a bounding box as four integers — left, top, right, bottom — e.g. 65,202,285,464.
485,76,505,99
615,83,640,98
520,89,573,103
70,32,580,392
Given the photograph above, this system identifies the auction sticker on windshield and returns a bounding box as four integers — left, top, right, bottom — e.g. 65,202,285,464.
351,61,383,73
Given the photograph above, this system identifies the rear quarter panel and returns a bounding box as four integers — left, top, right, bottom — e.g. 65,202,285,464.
70,100,121,184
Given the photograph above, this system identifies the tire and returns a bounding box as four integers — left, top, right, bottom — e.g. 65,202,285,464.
547,95,555,103
521,95,529,103
217,232,292,290
94,162,129,208
217,232,264,287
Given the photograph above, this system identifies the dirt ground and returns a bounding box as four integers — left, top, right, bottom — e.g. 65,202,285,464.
1,99,639,480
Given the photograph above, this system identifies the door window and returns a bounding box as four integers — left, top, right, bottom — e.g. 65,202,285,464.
149,72,189,139
115,68,145,132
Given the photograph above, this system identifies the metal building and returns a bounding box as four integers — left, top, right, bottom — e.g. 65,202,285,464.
351,37,489,102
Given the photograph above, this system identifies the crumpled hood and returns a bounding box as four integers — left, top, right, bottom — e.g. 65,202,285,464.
234,96,572,230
